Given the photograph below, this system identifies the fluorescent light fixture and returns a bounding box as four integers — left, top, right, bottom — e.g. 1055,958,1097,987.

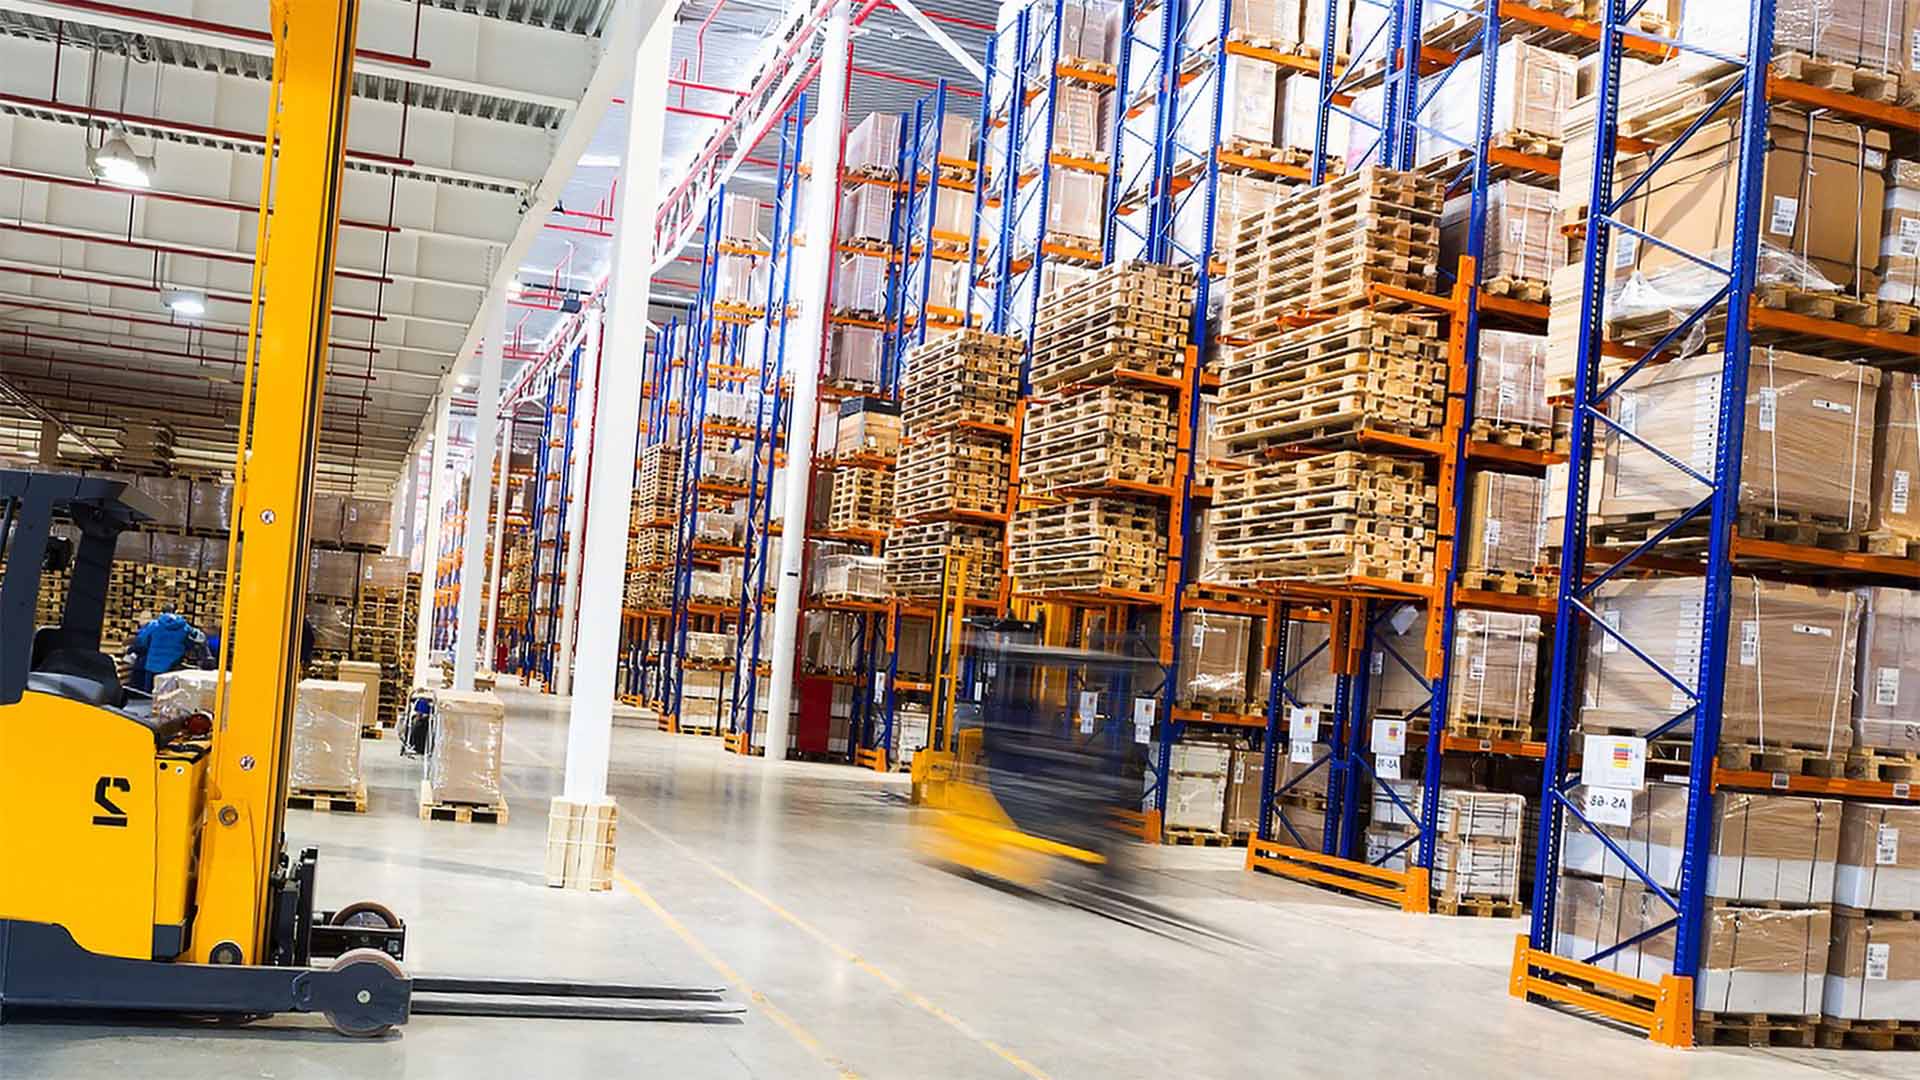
577,152,622,168
163,290,206,318
89,125,154,188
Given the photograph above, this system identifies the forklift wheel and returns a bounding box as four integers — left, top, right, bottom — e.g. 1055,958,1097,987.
331,901,402,930
324,949,406,1038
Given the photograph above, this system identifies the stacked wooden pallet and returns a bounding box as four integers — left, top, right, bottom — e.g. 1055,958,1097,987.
1214,308,1448,454
827,464,893,534
900,329,1021,432
1027,261,1195,393
1207,452,1438,585
634,444,681,522
1020,385,1176,493
885,520,1004,600
895,430,1008,521
1011,498,1168,594
1219,167,1445,341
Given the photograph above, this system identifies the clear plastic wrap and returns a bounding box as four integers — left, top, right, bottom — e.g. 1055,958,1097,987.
426,690,504,806
307,549,361,599
1584,577,1860,754
1827,911,1920,1020
1442,182,1563,288
1175,610,1255,710
1474,330,1551,431
700,443,750,486
1834,801,1920,911
837,183,894,245
940,112,977,160
1853,587,1920,754
1433,839,1520,902
341,497,390,548
133,475,189,529
811,552,887,600
308,600,354,653
835,400,901,458
1680,0,1906,74
1058,0,1119,65
829,326,886,387
1464,471,1546,576
147,532,200,570
1878,160,1920,304
1871,371,1920,540
1277,71,1348,154
291,679,364,793
1044,169,1107,246
335,660,382,732
153,669,223,719
844,112,902,176
188,478,233,533
1600,347,1877,529
685,631,733,662
358,554,408,590
696,511,741,547
1562,785,1841,904
833,253,890,316
715,252,761,307
722,191,760,245
1182,0,1302,51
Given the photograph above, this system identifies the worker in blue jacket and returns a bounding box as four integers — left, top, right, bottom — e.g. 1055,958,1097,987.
128,609,206,693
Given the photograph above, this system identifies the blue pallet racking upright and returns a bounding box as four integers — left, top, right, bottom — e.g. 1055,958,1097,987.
515,347,580,688
1507,0,1920,1044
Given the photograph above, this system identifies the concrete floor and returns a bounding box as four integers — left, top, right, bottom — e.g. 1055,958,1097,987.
2,686,1909,1079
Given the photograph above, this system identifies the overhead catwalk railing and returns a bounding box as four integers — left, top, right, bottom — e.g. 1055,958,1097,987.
1508,0,1920,1049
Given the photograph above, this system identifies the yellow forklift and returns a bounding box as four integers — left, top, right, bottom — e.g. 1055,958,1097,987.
0,0,734,1035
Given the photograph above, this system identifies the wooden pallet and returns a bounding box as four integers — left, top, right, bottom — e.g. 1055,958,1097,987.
1696,1012,1820,1049
288,782,368,814
1716,742,1848,779
1433,895,1522,919
1162,826,1242,847
1815,1017,1920,1051
1468,419,1554,450
1457,568,1550,597
419,780,509,824
1845,748,1920,784
1773,51,1900,103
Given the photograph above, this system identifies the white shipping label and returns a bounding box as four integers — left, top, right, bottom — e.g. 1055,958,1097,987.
1601,609,1621,654
1371,717,1407,756
1867,943,1891,981
1792,624,1834,638
1613,232,1638,269
1134,719,1151,744
1077,691,1099,735
1469,653,1487,681
1902,218,1920,257
1497,381,1517,407
1910,27,1920,69
1371,650,1384,675
872,673,887,705
1769,195,1799,237
1811,399,1854,415
1757,387,1777,432
1484,518,1504,550
1895,470,1911,514
1583,786,1634,827
1868,148,1888,171
1878,825,1901,866
1376,753,1402,781
1289,738,1315,764
1581,733,1648,791
1509,217,1528,244
1879,667,1902,707
1289,705,1320,742
1618,393,1638,435
1740,620,1761,666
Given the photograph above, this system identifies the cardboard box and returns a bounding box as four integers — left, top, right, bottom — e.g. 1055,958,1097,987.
427,690,505,807
1165,771,1228,831
1170,740,1233,777
1854,586,1920,754
1224,747,1266,835
1434,839,1520,902
1825,911,1920,1020
1273,796,1325,847
1442,182,1564,288
1617,109,1888,294
153,669,223,719
1184,0,1303,51
334,660,382,733
844,112,901,176
1464,471,1546,576
829,326,886,386
1177,610,1258,709
1600,349,1879,529
308,549,360,599
1276,72,1349,153
1870,370,1920,539
341,497,389,549
134,475,189,529
188,479,233,533
835,398,902,458
1370,606,1432,715
1447,610,1540,731
1835,802,1920,912
838,183,894,245
1680,0,1908,73
1045,169,1107,247
310,492,345,547
291,679,364,793
1584,578,1860,753
1877,160,1920,304
1563,786,1841,905
1283,619,1338,707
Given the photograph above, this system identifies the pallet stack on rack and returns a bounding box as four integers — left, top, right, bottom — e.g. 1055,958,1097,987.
888,329,1023,602
1010,261,1193,595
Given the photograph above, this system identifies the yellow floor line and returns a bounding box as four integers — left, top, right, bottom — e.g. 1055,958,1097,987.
505,732,1050,1079
612,870,862,1080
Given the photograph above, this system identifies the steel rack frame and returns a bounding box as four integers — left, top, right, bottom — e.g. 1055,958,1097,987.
517,348,579,689
728,97,807,751
623,320,682,708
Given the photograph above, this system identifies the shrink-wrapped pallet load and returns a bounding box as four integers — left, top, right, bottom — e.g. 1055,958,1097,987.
425,690,506,809
291,679,365,794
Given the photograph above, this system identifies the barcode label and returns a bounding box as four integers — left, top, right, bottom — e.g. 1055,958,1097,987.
1878,825,1900,865
1618,393,1638,435
1879,667,1901,707
1602,610,1621,654
1895,470,1911,514
1484,519,1503,550
1612,232,1638,269
1769,195,1799,236
1469,653,1486,681
1757,387,1777,431
1867,943,1891,981
1740,620,1760,666
1811,398,1853,415
1792,623,1833,637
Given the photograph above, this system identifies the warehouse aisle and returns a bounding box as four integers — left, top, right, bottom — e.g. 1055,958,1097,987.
0,685,1904,1080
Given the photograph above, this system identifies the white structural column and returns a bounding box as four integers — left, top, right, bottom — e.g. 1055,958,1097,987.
454,297,508,690
763,0,851,763
482,400,514,668
412,393,454,687
560,15,671,803
552,315,602,696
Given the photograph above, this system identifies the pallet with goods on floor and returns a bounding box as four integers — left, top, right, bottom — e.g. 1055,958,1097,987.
418,780,511,824
1219,167,1445,341
1213,308,1448,454
1020,385,1177,494
288,782,369,814
1010,497,1167,595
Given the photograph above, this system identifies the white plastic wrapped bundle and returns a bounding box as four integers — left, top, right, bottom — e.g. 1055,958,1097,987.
700,444,750,485
1058,0,1120,65
1046,169,1107,246
696,511,742,546
939,113,978,160
838,183,894,245
1278,72,1349,155
291,679,364,793
1475,330,1550,430
810,553,887,600
722,192,761,244
1181,0,1303,51
845,112,902,176
426,690,504,807
716,253,759,307
154,669,223,720
829,326,886,386
833,253,891,315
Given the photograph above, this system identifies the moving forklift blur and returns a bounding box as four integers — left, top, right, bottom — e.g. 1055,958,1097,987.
0,0,735,1035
